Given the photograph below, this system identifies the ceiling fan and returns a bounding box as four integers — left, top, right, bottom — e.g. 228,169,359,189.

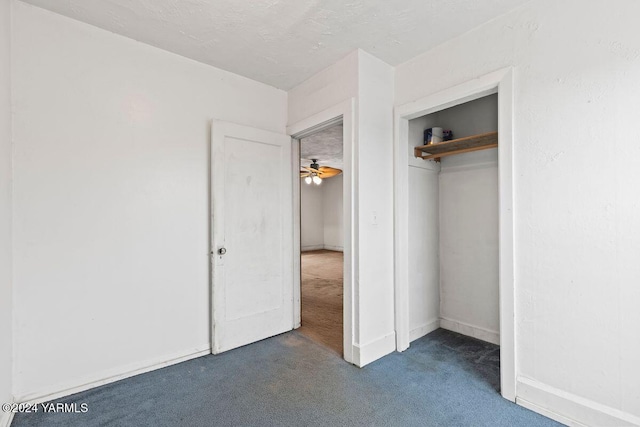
300,159,342,185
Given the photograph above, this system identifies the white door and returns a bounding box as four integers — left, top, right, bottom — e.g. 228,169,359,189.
211,121,293,354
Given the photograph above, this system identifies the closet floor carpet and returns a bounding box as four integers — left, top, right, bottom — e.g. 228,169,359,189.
298,249,343,355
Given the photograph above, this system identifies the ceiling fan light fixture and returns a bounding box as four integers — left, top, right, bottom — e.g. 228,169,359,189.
300,159,341,182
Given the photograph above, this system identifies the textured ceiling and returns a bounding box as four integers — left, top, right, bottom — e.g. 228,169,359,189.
301,125,342,171
21,0,530,90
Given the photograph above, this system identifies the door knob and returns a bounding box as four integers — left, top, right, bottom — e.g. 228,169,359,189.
218,247,227,255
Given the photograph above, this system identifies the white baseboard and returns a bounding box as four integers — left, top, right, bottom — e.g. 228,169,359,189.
518,396,586,427
439,317,500,345
409,319,440,342
301,245,343,252
517,377,640,427
301,245,324,252
353,332,396,367
17,346,211,405
0,411,14,427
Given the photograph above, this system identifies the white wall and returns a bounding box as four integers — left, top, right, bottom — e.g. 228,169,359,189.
406,112,441,342
439,155,499,341
300,174,343,252
12,2,287,401
397,0,640,424
300,180,324,251
355,52,395,364
287,51,358,126
0,0,13,425
438,95,499,343
322,174,343,251
407,164,440,342
289,50,396,366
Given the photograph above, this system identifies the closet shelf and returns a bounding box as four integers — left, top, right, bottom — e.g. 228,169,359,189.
414,131,498,161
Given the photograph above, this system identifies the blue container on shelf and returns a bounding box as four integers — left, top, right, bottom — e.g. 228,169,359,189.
423,128,432,144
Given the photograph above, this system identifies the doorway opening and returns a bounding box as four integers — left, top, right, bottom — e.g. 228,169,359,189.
288,99,356,365
297,124,344,356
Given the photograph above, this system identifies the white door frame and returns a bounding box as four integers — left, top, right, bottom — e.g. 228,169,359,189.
287,98,357,365
393,68,516,401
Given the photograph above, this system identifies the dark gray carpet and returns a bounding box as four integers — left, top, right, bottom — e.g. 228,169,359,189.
12,329,560,427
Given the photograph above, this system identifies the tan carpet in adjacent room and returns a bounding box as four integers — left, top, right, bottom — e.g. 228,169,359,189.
299,250,343,355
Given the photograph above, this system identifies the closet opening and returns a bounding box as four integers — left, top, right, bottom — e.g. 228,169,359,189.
394,68,515,400
410,94,501,391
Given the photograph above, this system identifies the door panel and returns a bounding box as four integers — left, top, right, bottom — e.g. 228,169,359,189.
211,121,293,354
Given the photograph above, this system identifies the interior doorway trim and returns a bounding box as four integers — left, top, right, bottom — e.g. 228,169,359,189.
393,68,516,401
287,98,356,365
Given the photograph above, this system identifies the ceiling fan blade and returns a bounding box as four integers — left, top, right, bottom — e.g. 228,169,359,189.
317,167,342,178
318,166,341,172
300,172,311,178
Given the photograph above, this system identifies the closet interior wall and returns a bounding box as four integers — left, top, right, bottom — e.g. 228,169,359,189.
407,94,500,344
